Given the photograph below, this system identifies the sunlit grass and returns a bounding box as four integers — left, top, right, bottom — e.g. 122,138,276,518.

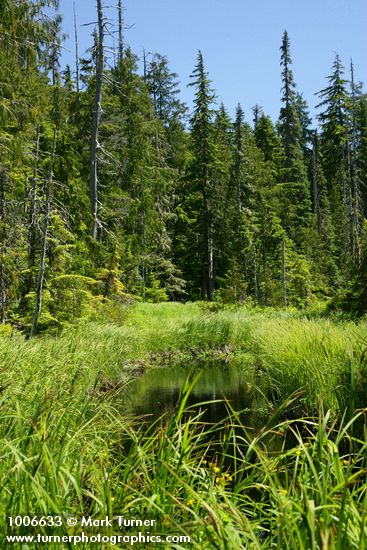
1,383,367,548
1,302,367,548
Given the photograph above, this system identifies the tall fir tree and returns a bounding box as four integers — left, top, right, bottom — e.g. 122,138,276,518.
183,51,217,300
316,55,353,274
278,31,311,243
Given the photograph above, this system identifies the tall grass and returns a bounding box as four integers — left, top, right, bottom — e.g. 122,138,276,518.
122,303,367,416
1,303,367,548
247,315,367,414
1,383,367,548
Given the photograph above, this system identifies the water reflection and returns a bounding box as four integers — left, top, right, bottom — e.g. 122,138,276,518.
125,362,268,433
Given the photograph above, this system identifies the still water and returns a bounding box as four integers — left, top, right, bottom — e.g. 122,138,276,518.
125,362,268,434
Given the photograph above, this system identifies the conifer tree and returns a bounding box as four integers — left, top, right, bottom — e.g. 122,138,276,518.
348,61,363,263
225,106,257,298
146,54,186,124
185,51,217,300
212,103,233,282
278,31,311,241
1,1,367,318
356,94,367,216
98,49,185,299
90,0,105,239
254,112,282,167
316,55,352,273
29,128,57,337
308,131,339,292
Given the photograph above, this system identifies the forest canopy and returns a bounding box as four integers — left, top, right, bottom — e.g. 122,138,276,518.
1,0,367,334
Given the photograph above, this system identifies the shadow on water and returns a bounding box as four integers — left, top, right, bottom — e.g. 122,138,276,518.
125,361,267,430
122,361,283,466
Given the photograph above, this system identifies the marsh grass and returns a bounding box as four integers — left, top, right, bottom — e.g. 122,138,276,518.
125,303,367,415
1,303,367,548
2,385,367,549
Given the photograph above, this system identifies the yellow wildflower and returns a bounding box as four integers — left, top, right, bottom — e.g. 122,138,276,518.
163,515,170,527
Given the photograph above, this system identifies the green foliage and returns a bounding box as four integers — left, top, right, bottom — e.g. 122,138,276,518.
330,224,367,315
0,6,366,325
144,273,169,303
179,50,218,300
50,274,101,323
21,289,61,333
1,304,367,548
278,31,311,241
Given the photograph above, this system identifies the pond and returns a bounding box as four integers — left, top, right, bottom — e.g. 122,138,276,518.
125,361,269,437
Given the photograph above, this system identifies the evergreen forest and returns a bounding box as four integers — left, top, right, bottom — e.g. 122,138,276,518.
1,0,367,334
2,2,367,549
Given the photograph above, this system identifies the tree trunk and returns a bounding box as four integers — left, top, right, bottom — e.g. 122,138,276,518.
29,128,57,338
90,0,104,239
73,2,80,93
312,133,319,228
253,245,259,300
118,0,124,63
349,61,361,264
204,183,214,301
24,176,29,214
281,233,287,306
207,226,214,301
143,49,148,81
27,125,40,292
0,168,8,323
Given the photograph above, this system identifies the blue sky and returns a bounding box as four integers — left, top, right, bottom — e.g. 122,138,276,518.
59,0,367,125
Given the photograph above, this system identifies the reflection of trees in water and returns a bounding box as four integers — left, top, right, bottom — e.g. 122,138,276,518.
128,369,272,469
131,382,265,433
125,366,280,469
